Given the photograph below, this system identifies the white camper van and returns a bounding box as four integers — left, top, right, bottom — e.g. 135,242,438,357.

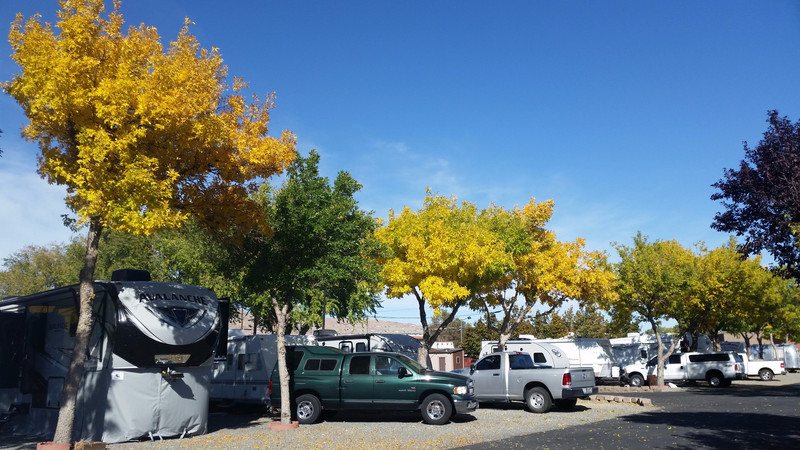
210,330,316,406
480,336,619,379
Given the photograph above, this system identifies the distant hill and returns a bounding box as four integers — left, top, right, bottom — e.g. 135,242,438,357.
228,310,422,336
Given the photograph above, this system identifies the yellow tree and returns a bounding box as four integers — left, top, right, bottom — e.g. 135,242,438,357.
473,199,617,348
4,0,295,443
375,192,510,366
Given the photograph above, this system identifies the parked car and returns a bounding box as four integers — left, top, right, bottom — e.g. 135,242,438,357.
469,351,597,413
269,345,477,425
620,351,746,387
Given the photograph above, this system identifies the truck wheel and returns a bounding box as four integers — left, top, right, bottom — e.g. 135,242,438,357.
554,398,578,410
525,387,552,413
421,393,453,425
295,394,322,424
629,373,644,387
759,368,774,381
706,371,723,387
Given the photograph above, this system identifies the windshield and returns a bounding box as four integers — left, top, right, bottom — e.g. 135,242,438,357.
394,353,427,373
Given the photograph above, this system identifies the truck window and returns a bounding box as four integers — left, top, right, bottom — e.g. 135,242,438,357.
475,355,500,371
349,355,371,375
375,355,399,376
689,353,729,363
509,353,535,370
532,352,547,364
668,355,681,364
304,358,339,371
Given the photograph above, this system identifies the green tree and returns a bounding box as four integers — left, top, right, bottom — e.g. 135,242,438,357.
231,150,384,425
5,1,295,442
563,305,611,338
0,240,84,297
604,232,697,385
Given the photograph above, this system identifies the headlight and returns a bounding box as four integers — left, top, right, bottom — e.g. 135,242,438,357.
453,385,468,395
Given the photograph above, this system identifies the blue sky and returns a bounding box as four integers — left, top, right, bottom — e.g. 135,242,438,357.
2,1,800,325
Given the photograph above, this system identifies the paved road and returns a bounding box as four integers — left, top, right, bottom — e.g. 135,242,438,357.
459,376,800,449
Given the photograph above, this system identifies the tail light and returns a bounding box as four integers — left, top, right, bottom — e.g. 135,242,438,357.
781,362,785,369
268,380,272,395
562,373,572,386
735,364,739,371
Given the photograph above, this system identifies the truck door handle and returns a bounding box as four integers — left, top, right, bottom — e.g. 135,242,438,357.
375,380,385,384
493,373,500,376
344,380,354,384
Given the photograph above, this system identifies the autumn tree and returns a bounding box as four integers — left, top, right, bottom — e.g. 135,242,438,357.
471,199,617,348
231,150,384,425
604,233,697,386
375,192,510,366
711,111,800,278
4,0,295,442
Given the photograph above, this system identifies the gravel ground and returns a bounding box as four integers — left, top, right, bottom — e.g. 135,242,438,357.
107,399,650,450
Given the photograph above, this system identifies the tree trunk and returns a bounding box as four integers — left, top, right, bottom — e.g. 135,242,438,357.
272,295,292,424
414,289,462,367
497,332,512,350
52,220,102,444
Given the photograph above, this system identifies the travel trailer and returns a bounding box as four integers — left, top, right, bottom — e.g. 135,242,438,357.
314,332,422,361
210,330,316,406
0,269,226,443
480,336,620,379
609,333,675,367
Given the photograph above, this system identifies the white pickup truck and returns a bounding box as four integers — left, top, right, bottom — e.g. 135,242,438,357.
467,350,597,413
739,354,786,381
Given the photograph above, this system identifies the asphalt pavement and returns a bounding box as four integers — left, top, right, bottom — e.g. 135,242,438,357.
457,373,800,449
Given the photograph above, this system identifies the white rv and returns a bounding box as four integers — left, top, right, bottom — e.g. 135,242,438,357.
210,330,316,406
480,336,620,379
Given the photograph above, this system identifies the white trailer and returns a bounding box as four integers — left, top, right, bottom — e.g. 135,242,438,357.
210,330,316,406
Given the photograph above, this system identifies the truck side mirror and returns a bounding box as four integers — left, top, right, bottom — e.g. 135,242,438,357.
470,363,476,375
398,366,411,378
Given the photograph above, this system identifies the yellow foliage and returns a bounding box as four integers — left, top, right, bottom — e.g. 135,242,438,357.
375,192,510,313
5,0,296,235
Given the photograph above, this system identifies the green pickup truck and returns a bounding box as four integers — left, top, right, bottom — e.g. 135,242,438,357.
269,345,477,425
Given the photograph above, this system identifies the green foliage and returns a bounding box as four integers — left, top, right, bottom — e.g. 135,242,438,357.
0,240,84,297
233,150,385,332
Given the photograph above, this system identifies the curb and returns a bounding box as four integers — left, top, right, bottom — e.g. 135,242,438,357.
588,394,653,406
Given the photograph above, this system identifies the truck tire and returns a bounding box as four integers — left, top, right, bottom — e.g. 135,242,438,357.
759,368,774,381
524,387,552,413
554,398,578,411
629,373,645,387
706,371,723,387
421,393,453,425
295,394,322,424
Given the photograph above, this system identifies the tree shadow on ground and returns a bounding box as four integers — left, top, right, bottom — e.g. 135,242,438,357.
622,410,800,449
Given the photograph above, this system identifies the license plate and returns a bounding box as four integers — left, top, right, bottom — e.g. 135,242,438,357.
583,387,593,395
